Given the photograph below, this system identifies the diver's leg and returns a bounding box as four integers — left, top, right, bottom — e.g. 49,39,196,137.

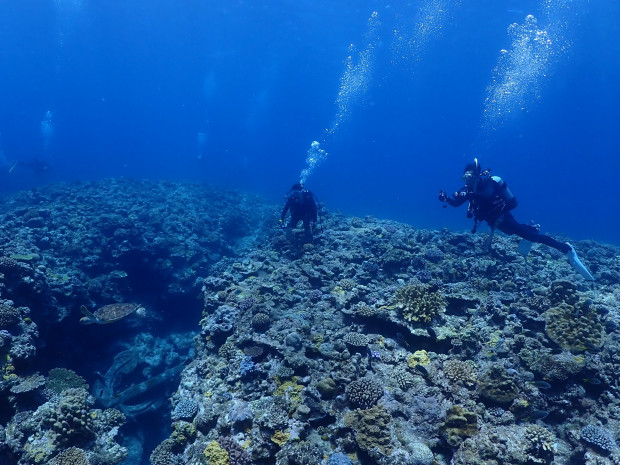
498,213,569,253
498,213,593,280
302,218,312,240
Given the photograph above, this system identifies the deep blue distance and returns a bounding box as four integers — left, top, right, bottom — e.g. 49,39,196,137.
0,0,618,244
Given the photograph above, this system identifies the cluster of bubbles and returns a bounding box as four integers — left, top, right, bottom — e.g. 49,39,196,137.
299,2,461,185
481,0,580,134
391,0,458,65
326,11,381,137
299,11,381,184
41,110,54,151
292,0,583,184
299,141,327,186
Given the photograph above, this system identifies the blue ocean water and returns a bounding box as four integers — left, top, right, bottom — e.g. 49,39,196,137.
0,0,618,244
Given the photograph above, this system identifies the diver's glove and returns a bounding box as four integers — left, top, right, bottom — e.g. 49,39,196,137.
565,243,595,281
438,190,448,202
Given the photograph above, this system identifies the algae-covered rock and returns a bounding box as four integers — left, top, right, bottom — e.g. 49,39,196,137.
344,405,392,454
440,405,478,447
316,378,339,399
478,366,519,405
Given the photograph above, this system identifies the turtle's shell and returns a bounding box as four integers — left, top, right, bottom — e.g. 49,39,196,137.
94,303,142,322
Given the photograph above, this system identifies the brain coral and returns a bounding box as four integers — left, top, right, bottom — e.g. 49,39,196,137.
345,377,384,409
251,312,270,331
393,369,416,391
443,359,477,386
543,300,605,353
395,283,445,323
440,405,478,447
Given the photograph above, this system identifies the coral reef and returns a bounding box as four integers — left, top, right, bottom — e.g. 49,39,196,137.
0,179,619,465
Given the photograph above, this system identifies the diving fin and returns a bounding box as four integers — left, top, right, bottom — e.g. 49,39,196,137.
517,239,533,258
565,243,595,281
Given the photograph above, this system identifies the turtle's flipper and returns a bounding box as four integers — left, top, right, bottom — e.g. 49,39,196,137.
80,305,98,325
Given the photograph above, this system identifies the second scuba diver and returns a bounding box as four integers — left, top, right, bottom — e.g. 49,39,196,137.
279,183,319,240
439,158,595,281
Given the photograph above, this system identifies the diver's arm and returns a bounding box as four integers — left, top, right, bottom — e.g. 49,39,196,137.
440,187,470,207
280,199,292,221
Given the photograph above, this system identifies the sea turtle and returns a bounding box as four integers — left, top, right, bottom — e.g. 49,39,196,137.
80,303,145,325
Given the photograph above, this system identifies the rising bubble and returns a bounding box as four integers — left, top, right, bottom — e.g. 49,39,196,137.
481,0,583,134
299,11,380,184
391,0,459,65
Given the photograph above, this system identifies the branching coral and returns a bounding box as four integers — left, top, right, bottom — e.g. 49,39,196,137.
525,424,556,464
395,283,445,323
204,440,230,465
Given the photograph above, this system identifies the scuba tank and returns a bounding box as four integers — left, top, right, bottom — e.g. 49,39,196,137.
490,175,517,211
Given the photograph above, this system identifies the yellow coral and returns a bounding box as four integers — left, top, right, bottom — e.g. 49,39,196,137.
204,440,230,465
271,430,290,446
274,379,304,412
274,379,304,398
408,350,431,367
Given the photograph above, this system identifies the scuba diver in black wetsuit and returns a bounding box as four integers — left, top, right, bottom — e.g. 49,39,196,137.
279,183,319,239
439,158,595,281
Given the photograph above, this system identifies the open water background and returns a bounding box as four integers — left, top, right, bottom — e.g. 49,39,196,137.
0,0,618,244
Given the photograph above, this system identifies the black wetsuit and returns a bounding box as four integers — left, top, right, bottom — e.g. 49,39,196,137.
445,175,570,253
280,189,318,234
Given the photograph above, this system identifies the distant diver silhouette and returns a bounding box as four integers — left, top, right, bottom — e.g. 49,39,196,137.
16,158,52,176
